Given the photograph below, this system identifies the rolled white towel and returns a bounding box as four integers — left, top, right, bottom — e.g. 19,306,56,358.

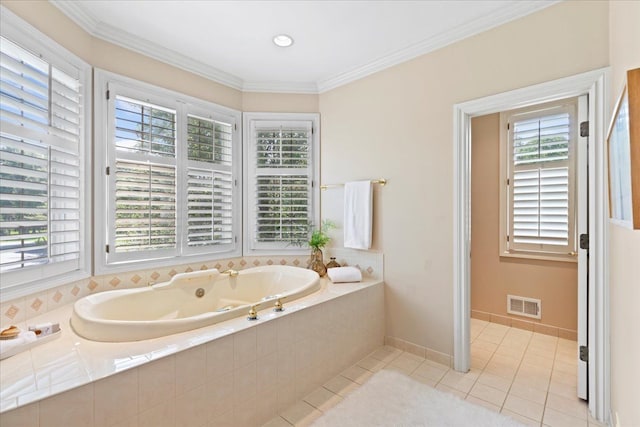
327,266,362,283
0,331,37,358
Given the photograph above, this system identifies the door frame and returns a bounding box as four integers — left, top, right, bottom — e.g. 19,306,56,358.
576,94,589,400
452,68,610,421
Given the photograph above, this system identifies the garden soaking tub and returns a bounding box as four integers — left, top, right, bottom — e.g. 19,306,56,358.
70,265,320,342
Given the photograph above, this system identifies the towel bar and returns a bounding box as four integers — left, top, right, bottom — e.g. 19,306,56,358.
320,178,387,190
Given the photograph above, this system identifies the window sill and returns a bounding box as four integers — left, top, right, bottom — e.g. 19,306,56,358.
499,251,578,263
0,269,91,302
95,249,243,276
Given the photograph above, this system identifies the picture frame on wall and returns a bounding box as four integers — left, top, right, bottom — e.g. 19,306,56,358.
606,68,640,229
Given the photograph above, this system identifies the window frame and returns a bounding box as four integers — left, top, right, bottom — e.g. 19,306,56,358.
181,105,238,256
94,69,242,274
0,7,92,299
243,112,320,256
106,84,179,264
499,98,579,263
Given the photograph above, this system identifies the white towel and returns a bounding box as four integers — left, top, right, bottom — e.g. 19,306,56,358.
327,266,362,283
344,180,373,249
0,331,37,359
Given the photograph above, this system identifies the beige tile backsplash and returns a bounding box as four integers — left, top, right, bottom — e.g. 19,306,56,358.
1,251,384,330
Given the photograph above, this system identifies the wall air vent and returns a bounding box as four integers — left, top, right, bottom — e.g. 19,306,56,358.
507,295,541,319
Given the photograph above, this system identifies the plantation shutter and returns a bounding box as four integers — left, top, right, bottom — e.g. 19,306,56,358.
185,115,234,250
101,79,241,268
109,95,177,259
508,107,576,254
255,174,310,243
248,119,315,250
114,161,176,252
0,36,83,274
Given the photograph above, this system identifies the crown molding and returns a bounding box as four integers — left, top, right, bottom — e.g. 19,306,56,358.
317,0,560,93
242,81,319,94
49,0,99,34
50,0,558,95
92,21,244,90
50,0,244,91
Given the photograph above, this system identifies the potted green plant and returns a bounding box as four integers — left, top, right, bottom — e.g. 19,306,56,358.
304,220,335,276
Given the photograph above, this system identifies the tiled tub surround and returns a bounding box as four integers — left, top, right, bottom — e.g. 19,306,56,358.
0,250,382,330
0,278,384,427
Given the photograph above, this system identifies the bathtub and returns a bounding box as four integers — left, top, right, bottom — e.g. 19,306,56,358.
70,265,320,342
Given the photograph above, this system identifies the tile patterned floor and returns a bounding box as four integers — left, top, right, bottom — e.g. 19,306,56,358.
264,319,607,427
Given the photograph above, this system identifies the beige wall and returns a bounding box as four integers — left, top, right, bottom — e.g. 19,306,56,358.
319,1,609,355
608,1,640,426
470,114,578,331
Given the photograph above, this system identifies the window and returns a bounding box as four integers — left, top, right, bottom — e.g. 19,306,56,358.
0,13,91,296
185,114,235,251
500,98,579,260
244,113,320,255
95,71,241,272
111,96,177,258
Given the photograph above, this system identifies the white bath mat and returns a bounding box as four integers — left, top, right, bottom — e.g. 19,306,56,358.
310,369,525,427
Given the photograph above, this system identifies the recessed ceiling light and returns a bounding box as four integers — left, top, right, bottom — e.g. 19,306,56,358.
273,34,294,48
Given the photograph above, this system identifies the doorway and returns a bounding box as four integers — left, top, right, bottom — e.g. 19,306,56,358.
452,68,609,422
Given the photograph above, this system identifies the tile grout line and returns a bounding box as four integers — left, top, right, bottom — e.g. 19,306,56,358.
477,322,588,427
473,323,512,406
473,324,556,426
540,335,562,426
268,322,584,427
508,329,535,413
505,327,543,426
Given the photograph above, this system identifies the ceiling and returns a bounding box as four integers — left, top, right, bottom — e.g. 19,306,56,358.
50,0,558,94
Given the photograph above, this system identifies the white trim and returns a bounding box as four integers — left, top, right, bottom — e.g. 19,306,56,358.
242,112,321,256
608,218,633,229
241,81,319,95
92,22,243,91
577,93,589,400
318,1,560,93
94,69,109,274
453,105,471,374
587,70,610,423
452,68,610,422
50,1,243,91
93,69,242,275
500,100,579,259
0,270,90,301
181,104,242,258
0,6,92,301
48,0,99,35
50,1,558,95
